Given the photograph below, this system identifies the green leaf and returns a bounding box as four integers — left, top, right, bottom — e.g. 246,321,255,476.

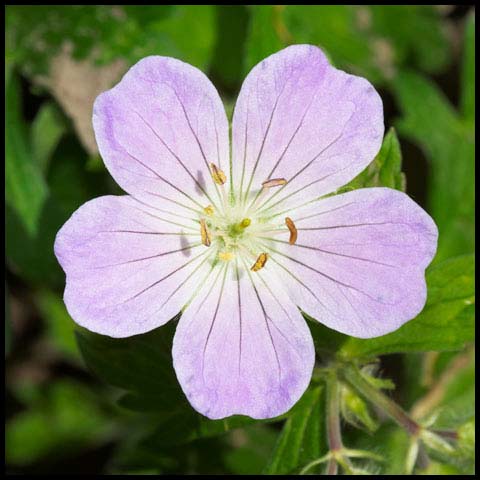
305,314,348,356
224,425,278,474
244,6,450,85
77,321,263,446
7,6,217,80
393,70,474,261
350,424,410,474
210,6,249,89
76,321,182,401
35,289,79,360
5,72,49,236
431,350,475,429
152,5,217,70
284,6,382,83
461,12,475,125
244,5,284,75
369,6,451,75
340,255,475,358
5,282,12,357
264,385,326,474
6,379,114,465
30,102,66,173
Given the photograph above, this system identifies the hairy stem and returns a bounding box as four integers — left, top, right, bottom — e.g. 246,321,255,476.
341,364,420,436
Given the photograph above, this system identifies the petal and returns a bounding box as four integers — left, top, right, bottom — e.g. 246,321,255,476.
172,260,315,419
93,56,229,217
231,44,383,215
54,196,214,338
258,188,438,338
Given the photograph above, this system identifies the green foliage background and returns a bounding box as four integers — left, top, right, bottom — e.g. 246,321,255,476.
5,5,475,475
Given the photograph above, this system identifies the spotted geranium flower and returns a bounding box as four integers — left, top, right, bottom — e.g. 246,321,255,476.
54,45,437,420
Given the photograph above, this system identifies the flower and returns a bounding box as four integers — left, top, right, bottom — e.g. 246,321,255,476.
54,45,438,420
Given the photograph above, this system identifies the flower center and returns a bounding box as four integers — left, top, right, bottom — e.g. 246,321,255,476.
197,164,297,272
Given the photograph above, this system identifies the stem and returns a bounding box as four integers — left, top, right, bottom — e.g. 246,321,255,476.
325,371,355,474
326,371,343,452
431,429,458,441
341,364,420,436
326,457,338,475
299,453,332,475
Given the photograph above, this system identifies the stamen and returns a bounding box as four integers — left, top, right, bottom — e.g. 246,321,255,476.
251,252,268,272
218,251,235,262
203,205,214,216
285,217,298,245
210,163,227,185
240,218,251,228
261,178,287,189
200,218,211,247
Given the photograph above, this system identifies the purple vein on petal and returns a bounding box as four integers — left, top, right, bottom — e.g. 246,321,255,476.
265,244,396,306
170,87,225,209
123,249,210,303
126,204,199,231
245,82,321,212
137,251,216,329
257,237,396,268
121,146,206,211
132,109,219,210
242,80,288,205
202,263,229,380
129,195,200,223
94,243,202,269
255,158,358,217
254,113,354,214
243,260,282,382
235,258,243,376
253,268,304,357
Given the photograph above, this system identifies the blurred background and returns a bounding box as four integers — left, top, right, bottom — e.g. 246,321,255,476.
5,5,475,474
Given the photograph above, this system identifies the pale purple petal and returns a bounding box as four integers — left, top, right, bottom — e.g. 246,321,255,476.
54,196,213,338
172,261,315,419
260,188,438,338
231,44,383,213
93,56,229,217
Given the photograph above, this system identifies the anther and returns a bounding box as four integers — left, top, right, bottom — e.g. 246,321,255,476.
210,163,227,185
203,205,214,216
262,178,287,188
285,217,297,245
200,218,211,247
251,252,268,272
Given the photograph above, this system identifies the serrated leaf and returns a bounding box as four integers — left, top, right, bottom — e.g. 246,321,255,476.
340,255,474,358
264,385,326,474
